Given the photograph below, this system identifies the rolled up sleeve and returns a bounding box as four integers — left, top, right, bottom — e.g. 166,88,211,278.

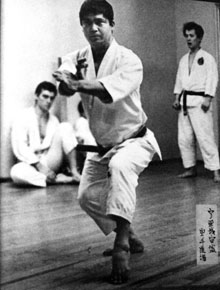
98,53,143,102
205,55,218,97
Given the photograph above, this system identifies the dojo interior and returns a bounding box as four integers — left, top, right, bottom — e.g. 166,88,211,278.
1,0,220,289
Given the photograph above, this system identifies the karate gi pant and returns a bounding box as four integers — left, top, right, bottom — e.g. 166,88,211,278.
78,129,161,235
10,123,77,187
178,106,220,171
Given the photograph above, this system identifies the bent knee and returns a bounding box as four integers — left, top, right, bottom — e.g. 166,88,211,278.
58,122,74,134
10,163,26,181
58,122,77,140
78,189,88,209
78,186,95,211
10,162,46,187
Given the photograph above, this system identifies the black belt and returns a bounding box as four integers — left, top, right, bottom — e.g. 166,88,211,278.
179,90,205,115
76,124,147,155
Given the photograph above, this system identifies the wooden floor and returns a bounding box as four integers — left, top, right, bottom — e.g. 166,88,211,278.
1,160,220,290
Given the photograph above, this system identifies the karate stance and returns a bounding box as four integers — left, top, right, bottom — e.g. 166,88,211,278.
53,0,161,284
10,81,81,187
173,22,220,182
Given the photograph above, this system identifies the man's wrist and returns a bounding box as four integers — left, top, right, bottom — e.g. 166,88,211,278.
77,80,113,103
204,94,213,102
174,94,180,102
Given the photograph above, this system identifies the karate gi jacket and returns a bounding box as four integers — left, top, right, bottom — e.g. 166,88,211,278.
59,39,148,148
11,107,59,164
174,48,218,107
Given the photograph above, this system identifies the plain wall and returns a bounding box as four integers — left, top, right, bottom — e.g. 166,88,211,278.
1,0,219,177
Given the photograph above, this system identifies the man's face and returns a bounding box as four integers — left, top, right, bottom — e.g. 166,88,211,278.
185,29,201,51
36,90,56,112
81,14,114,49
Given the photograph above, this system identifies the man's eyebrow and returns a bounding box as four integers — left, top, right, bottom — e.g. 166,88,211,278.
42,94,55,98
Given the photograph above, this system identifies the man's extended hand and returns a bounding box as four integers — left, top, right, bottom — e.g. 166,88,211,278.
53,70,79,96
172,100,181,111
53,59,112,101
53,70,78,88
53,58,87,87
201,97,211,113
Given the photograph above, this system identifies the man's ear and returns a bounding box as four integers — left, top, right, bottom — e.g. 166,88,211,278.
111,20,115,27
34,94,39,102
111,21,115,34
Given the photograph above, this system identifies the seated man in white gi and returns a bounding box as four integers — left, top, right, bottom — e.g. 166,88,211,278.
173,22,220,182
10,81,81,187
53,0,161,284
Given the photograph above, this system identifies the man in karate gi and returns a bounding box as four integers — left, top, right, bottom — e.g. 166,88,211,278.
10,81,81,187
173,22,220,182
53,0,161,284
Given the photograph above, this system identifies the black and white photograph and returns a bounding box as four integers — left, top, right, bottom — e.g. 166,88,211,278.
1,0,220,289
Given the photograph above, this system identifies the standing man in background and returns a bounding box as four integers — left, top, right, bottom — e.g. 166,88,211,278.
173,22,220,182
53,0,161,284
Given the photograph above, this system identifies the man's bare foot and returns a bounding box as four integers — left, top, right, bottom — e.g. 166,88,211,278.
129,235,144,253
213,170,220,183
178,167,197,178
110,244,130,284
109,217,131,284
103,235,144,256
55,173,80,184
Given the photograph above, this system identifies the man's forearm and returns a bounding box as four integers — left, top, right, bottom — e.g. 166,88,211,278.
204,94,213,102
76,79,113,103
174,93,180,102
54,70,112,103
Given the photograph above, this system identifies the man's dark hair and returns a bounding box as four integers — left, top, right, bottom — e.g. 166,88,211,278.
35,81,57,97
79,0,114,26
183,22,204,39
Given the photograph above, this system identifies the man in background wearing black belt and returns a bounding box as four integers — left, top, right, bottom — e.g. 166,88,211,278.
53,0,161,284
173,22,220,182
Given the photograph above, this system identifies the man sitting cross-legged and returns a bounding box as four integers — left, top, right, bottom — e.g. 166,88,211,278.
10,81,81,187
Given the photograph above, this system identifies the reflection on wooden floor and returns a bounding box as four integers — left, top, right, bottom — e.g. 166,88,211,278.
1,160,220,290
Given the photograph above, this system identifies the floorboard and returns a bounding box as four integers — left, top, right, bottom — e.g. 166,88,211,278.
1,160,220,289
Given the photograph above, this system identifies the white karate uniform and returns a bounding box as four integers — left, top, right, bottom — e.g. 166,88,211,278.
174,49,220,171
60,39,161,235
10,107,77,187
74,116,96,145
